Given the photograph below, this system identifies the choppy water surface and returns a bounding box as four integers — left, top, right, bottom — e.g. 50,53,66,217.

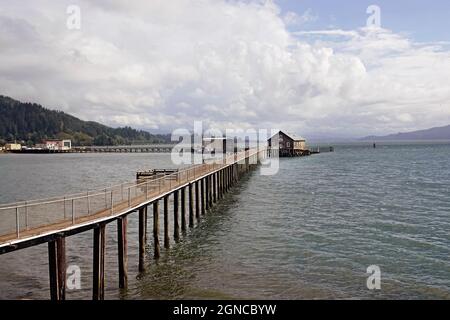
0,143,449,299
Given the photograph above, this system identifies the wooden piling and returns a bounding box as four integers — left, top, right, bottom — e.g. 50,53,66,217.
213,173,217,203
205,176,210,211
56,237,66,300
221,169,225,196
138,207,146,272
225,167,229,192
230,166,234,186
226,167,230,188
221,169,225,198
181,187,186,232
218,170,222,199
48,240,58,300
48,237,66,300
196,180,201,218
117,217,128,289
189,183,194,227
209,175,213,206
174,190,180,241
164,196,170,249
223,169,226,193
231,166,234,186
153,201,160,259
144,206,148,244
93,224,106,300
231,164,235,184
201,178,206,215
232,165,235,185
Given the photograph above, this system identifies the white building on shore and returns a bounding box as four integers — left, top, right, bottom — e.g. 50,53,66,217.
38,139,72,151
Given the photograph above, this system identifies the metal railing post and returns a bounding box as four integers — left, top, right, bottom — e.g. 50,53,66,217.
16,207,20,239
72,199,75,224
110,191,114,214
25,201,29,230
128,188,131,206
87,191,91,215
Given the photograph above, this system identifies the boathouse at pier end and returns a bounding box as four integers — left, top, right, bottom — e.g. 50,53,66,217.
267,130,309,157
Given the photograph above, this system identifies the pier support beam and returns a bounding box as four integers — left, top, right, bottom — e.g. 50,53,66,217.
205,177,210,211
213,173,217,203
93,224,106,300
230,165,234,184
56,238,66,300
48,242,57,300
195,181,200,219
231,165,234,186
218,170,222,199
153,201,160,259
209,175,213,207
144,206,148,244
225,167,229,192
117,217,128,289
138,207,146,272
189,183,194,227
221,169,225,196
174,190,180,241
232,165,235,185
164,196,170,249
223,168,226,193
224,168,227,193
181,187,186,232
231,164,235,184
227,167,230,189
201,178,205,215
48,237,66,300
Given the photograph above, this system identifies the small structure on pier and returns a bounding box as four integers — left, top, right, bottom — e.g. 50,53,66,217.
136,169,179,181
267,130,309,157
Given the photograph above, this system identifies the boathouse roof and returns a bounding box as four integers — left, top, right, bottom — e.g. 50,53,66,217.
269,130,306,142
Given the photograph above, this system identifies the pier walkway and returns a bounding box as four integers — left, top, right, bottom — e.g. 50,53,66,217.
0,147,266,300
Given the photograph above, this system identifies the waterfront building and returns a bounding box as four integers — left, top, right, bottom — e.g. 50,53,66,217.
267,130,307,157
4,143,22,151
42,139,72,151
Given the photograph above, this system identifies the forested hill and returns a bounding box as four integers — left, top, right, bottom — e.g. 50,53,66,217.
0,95,171,146
361,124,450,141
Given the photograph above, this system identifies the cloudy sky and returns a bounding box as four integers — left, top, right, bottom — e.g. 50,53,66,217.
1,0,450,139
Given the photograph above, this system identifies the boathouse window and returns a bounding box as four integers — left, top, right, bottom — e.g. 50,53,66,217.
286,142,291,147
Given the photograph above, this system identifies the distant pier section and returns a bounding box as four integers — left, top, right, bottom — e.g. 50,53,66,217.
6,144,177,154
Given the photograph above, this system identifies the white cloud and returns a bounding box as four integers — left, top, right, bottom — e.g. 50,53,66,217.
283,9,318,27
0,0,449,138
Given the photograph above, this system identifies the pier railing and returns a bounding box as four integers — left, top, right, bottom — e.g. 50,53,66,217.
0,148,263,241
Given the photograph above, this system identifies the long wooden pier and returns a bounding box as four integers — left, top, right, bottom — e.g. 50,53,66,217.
8,144,177,154
0,147,266,300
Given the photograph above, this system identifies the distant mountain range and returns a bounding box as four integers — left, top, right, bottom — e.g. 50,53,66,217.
0,95,171,146
362,124,450,141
